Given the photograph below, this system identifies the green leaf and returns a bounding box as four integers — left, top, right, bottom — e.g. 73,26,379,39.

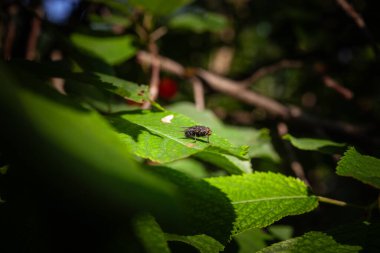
233,228,273,253
283,134,346,153
206,172,318,235
71,33,137,65
257,231,361,253
169,11,229,33
196,151,252,174
70,72,149,103
0,63,183,225
128,0,192,16
164,159,208,178
336,147,380,189
268,225,294,241
107,110,248,163
223,126,280,162
166,234,224,253
133,214,171,253
168,102,279,162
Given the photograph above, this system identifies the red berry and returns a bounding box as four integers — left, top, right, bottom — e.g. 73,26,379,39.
159,77,178,100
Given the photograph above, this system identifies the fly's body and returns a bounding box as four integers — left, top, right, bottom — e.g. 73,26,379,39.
184,125,212,143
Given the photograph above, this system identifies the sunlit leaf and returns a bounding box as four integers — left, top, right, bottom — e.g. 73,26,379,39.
283,134,345,153
206,172,318,235
336,147,380,189
168,102,279,162
107,110,248,164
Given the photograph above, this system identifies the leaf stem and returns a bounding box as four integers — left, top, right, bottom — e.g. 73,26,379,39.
317,196,367,209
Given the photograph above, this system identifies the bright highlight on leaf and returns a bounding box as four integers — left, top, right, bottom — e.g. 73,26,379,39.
336,147,380,189
257,231,361,253
283,134,345,153
161,114,174,123
206,172,318,235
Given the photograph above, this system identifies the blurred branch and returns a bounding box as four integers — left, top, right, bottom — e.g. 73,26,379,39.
336,0,366,29
322,75,353,100
26,6,43,60
136,51,369,137
191,77,205,110
335,0,379,57
3,4,18,60
241,59,303,87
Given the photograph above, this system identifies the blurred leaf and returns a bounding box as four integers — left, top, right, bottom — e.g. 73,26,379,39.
133,214,171,253
283,134,346,153
196,151,252,174
327,221,380,253
336,147,380,189
107,110,248,164
0,63,183,224
168,102,279,162
268,225,293,240
0,165,8,175
257,231,361,253
169,11,229,33
233,228,273,253
222,127,280,162
12,59,149,104
71,33,137,65
164,159,208,178
128,0,192,16
71,72,149,103
166,234,224,253
46,27,115,74
206,172,318,235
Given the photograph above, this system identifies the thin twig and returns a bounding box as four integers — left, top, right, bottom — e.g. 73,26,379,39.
335,0,379,57
317,196,367,210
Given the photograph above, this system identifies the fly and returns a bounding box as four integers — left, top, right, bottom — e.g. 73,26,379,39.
183,125,212,143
